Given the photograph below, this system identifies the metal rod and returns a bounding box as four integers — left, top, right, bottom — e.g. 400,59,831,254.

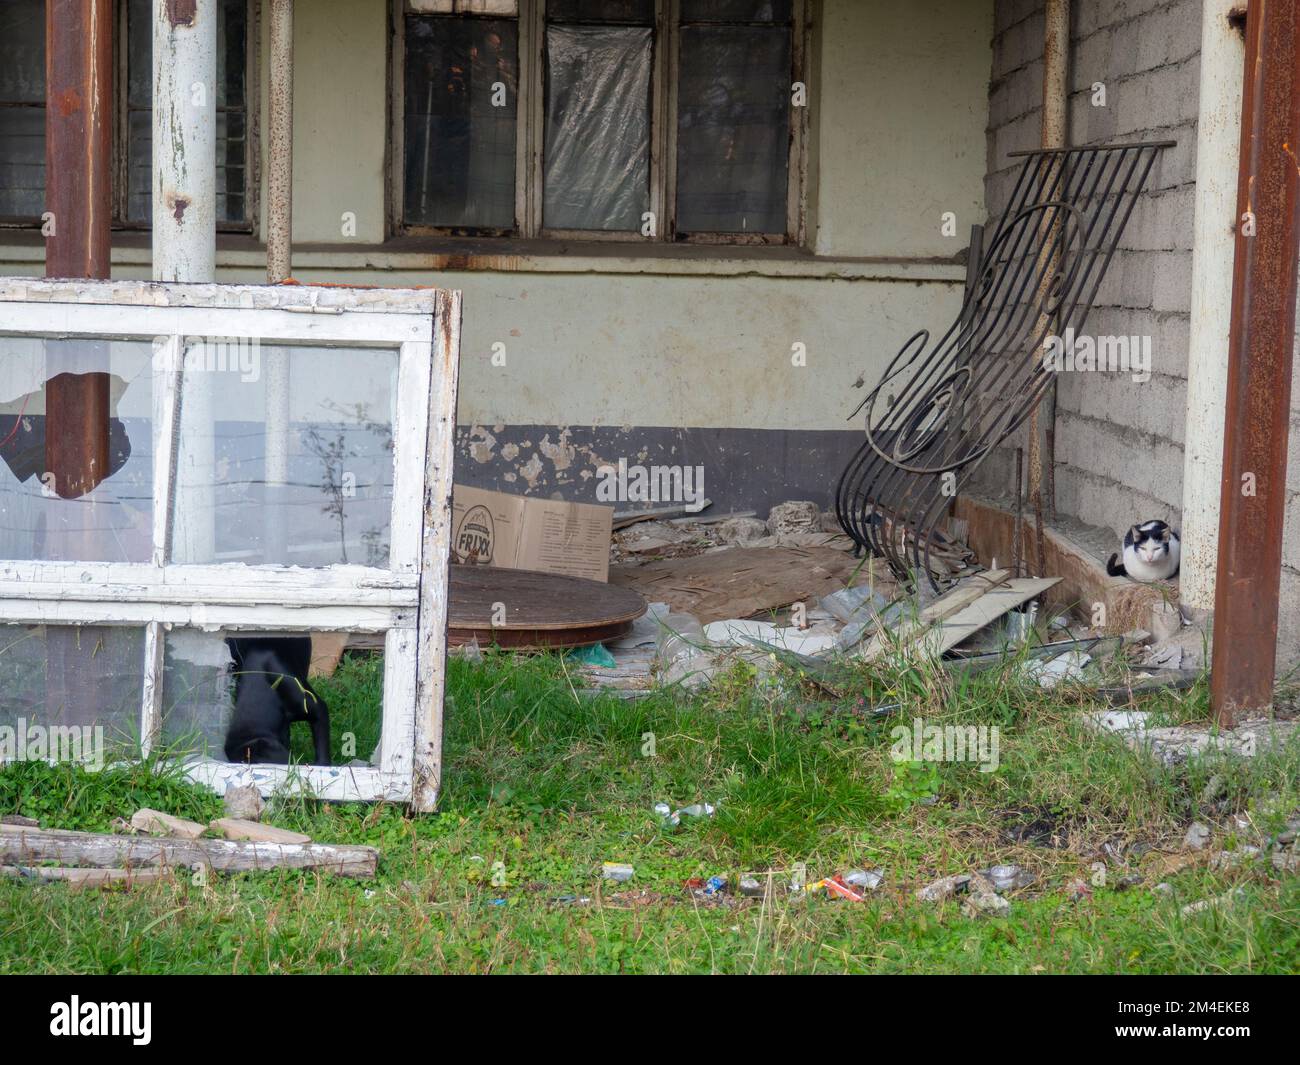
43,0,114,727
264,0,294,562
1210,0,1300,723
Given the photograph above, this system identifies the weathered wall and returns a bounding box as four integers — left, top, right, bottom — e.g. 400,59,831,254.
0,0,995,517
975,0,1200,535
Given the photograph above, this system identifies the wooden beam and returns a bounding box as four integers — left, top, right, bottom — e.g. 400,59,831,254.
0,827,378,879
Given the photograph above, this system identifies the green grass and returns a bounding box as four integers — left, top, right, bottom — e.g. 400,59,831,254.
2,649,1298,974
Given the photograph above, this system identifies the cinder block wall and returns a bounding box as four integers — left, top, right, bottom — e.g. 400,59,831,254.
975,0,1200,540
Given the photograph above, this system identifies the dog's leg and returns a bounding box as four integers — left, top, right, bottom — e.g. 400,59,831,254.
304,682,332,766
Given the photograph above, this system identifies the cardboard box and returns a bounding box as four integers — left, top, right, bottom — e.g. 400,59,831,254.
451,485,613,583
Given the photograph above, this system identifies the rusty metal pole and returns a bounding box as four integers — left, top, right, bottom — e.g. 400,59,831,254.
1210,0,1300,724
44,0,113,500
43,0,114,725
264,0,294,561
267,0,294,284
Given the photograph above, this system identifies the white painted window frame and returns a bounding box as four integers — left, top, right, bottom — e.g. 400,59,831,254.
0,278,462,812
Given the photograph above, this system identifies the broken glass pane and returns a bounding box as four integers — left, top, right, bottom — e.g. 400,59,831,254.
0,337,155,563
0,625,143,754
544,25,652,231
675,24,791,235
169,342,397,567
404,15,519,230
0,0,45,219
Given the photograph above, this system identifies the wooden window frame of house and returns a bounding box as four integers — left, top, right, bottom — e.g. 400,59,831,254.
0,279,462,812
387,0,812,247
0,0,260,235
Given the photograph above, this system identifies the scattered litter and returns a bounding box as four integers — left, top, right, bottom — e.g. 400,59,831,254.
1210,846,1261,870
567,642,617,668
843,868,885,892
602,862,635,883
982,864,1035,892
1064,877,1093,900
655,801,716,828
704,618,838,656
552,894,593,906
704,875,727,896
739,875,765,897
825,875,866,901
1183,822,1212,850
1022,650,1092,689
962,874,1011,918
1181,888,1244,917
1137,642,1183,669
915,873,971,902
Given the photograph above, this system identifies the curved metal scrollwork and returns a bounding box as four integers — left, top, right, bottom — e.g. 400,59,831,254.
836,142,1172,589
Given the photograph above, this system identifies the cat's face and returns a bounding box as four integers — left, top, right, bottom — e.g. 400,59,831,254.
1130,522,1172,564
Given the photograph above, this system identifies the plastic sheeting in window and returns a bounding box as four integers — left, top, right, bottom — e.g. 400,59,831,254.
544,25,652,232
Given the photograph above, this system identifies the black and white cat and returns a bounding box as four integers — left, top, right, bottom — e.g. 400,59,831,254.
1106,519,1180,582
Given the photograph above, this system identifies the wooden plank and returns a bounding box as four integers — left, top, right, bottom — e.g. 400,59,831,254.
210,819,311,845
861,569,1010,661
0,827,378,878
1,865,172,890
130,809,207,840
0,599,411,631
0,277,442,315
0,561,419,607
181,760,412,804
918,578,1061,659
413,289,463,814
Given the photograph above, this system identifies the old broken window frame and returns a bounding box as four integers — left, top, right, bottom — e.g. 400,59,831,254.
388,0,811,245
0,278,462,812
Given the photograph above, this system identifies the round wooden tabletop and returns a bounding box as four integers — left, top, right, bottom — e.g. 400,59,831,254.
448,564,647,650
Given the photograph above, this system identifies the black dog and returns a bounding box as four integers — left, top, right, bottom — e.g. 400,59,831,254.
224,637,331,766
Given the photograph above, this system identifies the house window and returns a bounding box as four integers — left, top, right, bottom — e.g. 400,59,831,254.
393,0,808,243
0,0,254,231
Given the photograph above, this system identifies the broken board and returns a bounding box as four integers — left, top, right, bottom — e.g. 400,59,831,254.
860,569,1010,661
610,546,884,625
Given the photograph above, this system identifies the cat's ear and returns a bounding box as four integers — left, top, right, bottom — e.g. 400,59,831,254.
1130,525,1142,541
1160,526,1170,542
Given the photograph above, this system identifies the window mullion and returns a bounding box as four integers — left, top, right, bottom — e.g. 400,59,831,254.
140,333,182,756
522,0,545,237
787,0,809,246
662,0,680,241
